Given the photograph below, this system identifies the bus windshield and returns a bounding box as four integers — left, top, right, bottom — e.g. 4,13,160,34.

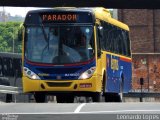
25,25,95,64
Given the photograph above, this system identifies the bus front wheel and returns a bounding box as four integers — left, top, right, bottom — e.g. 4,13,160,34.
92,92,102,102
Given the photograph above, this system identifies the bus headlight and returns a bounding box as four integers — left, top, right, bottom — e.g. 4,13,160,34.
23,67,40,80
78,67,96,79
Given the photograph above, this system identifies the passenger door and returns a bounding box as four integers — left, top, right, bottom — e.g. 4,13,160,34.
95,23,103,91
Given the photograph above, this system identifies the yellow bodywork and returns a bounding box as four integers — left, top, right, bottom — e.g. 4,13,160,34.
23,75,102,93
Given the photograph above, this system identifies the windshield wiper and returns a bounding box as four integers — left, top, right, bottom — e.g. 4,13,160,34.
41,24,49,48
40,24,50,60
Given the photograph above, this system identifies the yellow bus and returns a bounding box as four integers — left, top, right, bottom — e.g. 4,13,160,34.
21,7,132,103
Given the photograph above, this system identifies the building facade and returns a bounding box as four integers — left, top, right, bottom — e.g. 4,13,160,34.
118,9,160,91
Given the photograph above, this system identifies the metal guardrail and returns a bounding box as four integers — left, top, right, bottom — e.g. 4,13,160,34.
124,92,160,102
0,85,23,103
0,85,22,94
124,92,160,97
0,52,22,78
0,52,21,58
0,52,22,94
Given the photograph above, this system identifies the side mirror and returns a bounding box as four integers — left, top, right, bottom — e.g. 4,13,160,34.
98,26,103,38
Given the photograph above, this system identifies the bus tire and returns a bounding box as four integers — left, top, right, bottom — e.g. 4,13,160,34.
119,75,124,102
34,93,46,103
105,93,120,102
102,73,106,102
104,93,112,102
114,94,122,102
92,92,102,102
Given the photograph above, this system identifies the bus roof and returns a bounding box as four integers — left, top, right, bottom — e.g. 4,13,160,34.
26,7,129,31
92,7,129,31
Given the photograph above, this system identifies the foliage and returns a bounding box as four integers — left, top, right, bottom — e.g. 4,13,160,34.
0,22,22,53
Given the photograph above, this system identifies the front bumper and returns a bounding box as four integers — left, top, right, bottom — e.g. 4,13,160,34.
22,75,102,93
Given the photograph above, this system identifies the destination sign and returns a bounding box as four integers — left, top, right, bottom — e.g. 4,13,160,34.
25,11,94,24
40,12,93,24
42,14,77,22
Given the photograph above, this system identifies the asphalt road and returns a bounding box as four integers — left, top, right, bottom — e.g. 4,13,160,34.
0,103,160,120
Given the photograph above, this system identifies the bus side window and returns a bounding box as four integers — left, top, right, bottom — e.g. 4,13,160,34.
114,28,120,54
121,30,128,56
100,21,106,50
117,30,122,54
126,32,131,57
103,23,109,51
103,23,113,52
118,29,124,55
107,28,112,52
110,26,116,53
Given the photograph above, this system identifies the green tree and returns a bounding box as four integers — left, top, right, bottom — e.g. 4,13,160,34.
0,22,22,53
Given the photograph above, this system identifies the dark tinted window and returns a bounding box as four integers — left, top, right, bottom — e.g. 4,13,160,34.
125,32,131,56
101,21,131,57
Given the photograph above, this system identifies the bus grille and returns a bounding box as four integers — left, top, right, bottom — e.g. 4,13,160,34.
46,82,72,87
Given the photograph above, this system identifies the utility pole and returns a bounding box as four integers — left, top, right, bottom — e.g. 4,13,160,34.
2,7,6,23
13,27,15,53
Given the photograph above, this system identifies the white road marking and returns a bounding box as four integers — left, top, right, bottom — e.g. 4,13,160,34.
79,109,160,114
0,112,74,114
74,103,86,113
1,110,160,114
